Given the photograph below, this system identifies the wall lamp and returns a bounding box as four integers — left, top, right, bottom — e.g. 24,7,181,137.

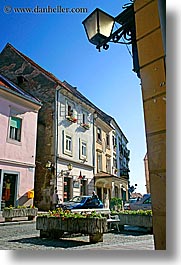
60,163,73,176
45,161,55,173
82,1,140,77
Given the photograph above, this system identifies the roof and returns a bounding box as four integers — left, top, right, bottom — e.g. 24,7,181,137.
4,43,63,85
0,73,42,106
1,44,127,140
63,81,128,142
130,192,143,198
62,81,122,130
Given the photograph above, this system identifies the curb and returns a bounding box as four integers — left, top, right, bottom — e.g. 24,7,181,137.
0,211,48,226
0,220,36,226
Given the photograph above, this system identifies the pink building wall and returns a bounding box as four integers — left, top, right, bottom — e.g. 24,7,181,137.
0,92,40,209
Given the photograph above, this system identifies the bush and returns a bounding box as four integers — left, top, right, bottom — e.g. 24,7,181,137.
119,210,152,216
110,197,123,210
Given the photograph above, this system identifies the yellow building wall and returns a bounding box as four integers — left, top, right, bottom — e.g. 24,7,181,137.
134,0,166,250
96,129,111,173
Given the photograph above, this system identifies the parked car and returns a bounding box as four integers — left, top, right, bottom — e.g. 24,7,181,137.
124,198,138,210
56,195,104,210
124,194,152,211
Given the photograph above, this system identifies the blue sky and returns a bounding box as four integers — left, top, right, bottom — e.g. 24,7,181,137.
0,0,147,194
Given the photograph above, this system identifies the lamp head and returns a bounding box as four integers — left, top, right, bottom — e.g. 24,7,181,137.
82,8,115,46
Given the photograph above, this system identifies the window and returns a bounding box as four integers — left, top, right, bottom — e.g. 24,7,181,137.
112,135,117,148
106,157,111,173
82,113,86,124
97,153,102,172
113,155,117,169
82,142,87,157
67,104,73,117
81,112,90,129
64,133,73,156
80,140,87,159
115,186,119,198
97,127,102,141
9,116,22,142
106,134,110,147
66,135,72,152
143,197,151,204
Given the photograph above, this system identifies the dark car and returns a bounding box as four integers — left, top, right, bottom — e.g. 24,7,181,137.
57,195,104,210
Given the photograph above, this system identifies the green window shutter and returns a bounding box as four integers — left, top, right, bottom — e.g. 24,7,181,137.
10,117,21,129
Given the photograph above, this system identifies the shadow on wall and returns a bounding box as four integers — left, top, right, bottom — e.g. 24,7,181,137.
18,192,34,206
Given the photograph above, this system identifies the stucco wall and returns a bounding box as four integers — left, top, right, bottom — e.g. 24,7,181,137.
0,97,38,165
0,90,39,208
56,90,94,200
0,44,57,209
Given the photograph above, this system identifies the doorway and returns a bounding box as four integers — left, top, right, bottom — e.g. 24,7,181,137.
1,173,18,208
97,187,102,201
64,176,72,201
80,179,87,195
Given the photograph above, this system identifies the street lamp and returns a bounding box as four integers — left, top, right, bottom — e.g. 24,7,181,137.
45,161,55,174
82,2,140,77
60,163,73,176
82,8,115,47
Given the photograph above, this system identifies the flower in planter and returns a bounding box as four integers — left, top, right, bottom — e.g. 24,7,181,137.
81,123,90,130
66,116,77,123
45,208,103,219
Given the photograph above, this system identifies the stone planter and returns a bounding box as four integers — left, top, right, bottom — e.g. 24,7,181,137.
36,216,107,243
118,213,153,231
2,208,38,222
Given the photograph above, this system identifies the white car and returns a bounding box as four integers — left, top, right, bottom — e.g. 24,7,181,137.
124,198,138,210
124,194,152,211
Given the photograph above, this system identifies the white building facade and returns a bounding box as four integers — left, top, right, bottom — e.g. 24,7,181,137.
55,84,95,201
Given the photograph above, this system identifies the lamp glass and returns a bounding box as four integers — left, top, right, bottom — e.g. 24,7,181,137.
46,161,51,168
83,10,98,43
67,163,73,171
82,8,114,46
99,11,115,38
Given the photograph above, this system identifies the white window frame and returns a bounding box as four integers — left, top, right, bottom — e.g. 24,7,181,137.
97,127,102,142
66,99,75,117
80,139,87,160
64,132,73,156
81,110,90,128
7,107,23,145
9,116,22,142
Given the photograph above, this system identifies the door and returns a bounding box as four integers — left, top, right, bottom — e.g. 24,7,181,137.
64,176,72,201
97,187,102,201
80,179,87,195
2,173,18,207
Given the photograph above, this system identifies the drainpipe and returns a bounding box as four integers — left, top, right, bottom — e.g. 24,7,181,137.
54,86,61,189
92,112,97,190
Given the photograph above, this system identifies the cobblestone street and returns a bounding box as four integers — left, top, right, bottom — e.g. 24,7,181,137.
0,222,154,250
